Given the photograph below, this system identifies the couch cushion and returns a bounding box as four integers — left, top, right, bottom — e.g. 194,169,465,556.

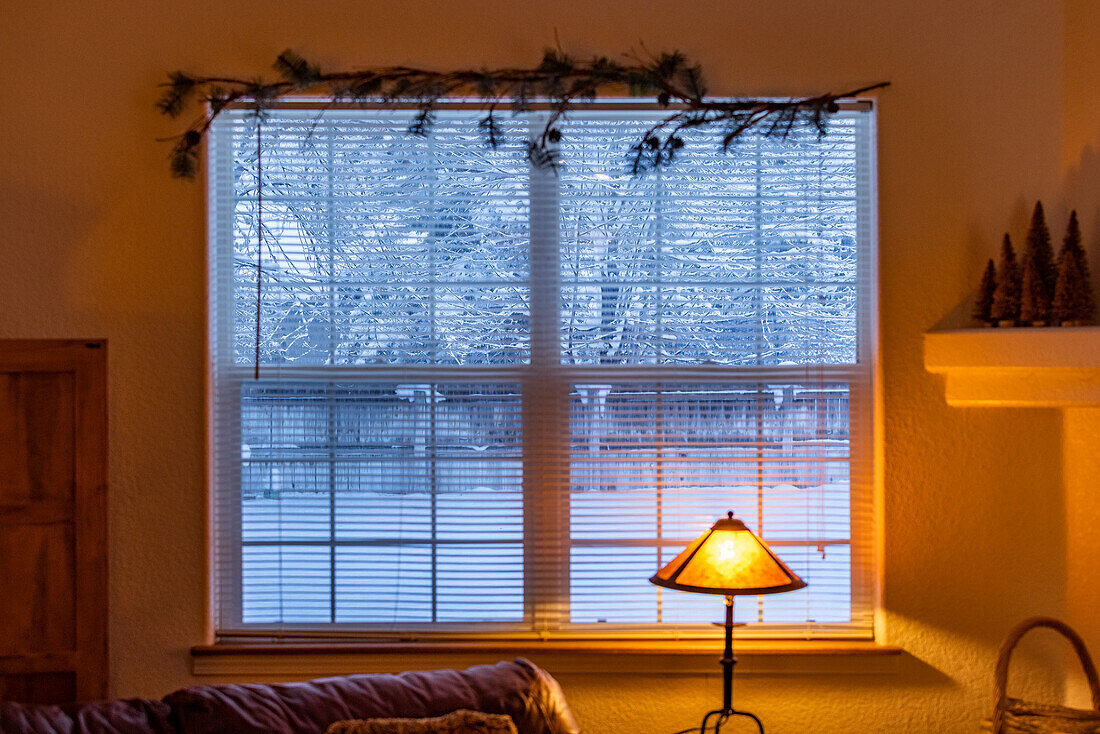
163,658,579,734
0,699,173,734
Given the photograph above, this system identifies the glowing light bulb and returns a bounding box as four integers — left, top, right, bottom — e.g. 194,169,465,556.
716,538,738,563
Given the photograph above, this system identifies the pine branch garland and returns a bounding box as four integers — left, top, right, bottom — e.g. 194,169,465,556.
157,47,889,178
156,71,198,118
273,49,322,89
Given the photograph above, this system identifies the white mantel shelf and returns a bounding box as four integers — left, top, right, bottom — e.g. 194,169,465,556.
924,326,1100,407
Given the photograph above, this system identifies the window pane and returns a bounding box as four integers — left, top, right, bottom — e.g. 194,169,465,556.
243,545,332,623
559,116,860,365
570,547,656,623
437,544,524,622
230,114,531,366
335,546,432,623
239,381,523,624
569,383,853,625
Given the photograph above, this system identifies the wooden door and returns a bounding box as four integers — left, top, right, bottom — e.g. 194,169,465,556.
0,340,107,703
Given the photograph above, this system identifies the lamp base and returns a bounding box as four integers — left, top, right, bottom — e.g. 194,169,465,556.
698,597,763,733
699,707,764,733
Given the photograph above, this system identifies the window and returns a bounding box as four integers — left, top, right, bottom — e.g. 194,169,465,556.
208,103,876,640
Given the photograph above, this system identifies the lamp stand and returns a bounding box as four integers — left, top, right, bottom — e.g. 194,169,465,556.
697,596,763,733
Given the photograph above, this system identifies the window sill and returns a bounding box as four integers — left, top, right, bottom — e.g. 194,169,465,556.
190,640,901,677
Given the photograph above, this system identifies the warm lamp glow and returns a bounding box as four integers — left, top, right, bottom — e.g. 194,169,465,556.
650,512,806,595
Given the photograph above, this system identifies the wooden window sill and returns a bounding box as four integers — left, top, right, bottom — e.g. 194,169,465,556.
191,640,902,677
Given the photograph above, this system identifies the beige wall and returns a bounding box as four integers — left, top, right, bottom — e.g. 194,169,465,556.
1,1,1096,731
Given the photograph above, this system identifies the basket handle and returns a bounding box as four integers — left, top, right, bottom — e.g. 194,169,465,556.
991,616,1100,734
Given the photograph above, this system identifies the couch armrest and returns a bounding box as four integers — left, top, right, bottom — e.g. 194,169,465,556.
0,699,173,734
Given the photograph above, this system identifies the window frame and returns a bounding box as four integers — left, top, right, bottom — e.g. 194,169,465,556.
206,98,879,642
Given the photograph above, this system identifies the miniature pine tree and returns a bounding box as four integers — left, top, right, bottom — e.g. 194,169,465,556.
990,234,1020,323
1052,249,1086,323
972,258,996,323
1059,210,1095,322
1019,253,1048,323
1024,201,1056,302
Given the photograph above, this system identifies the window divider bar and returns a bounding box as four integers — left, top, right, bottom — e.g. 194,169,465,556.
525,116,571,632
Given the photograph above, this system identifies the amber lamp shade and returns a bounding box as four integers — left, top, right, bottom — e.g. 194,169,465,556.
650,512,806,595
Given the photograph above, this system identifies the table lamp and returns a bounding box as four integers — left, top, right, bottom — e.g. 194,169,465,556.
649,511,807,733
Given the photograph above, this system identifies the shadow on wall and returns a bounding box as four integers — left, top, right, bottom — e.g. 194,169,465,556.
1062,134,1100,284
1055,123,1100,326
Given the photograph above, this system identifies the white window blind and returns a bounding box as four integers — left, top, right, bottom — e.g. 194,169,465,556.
208,103,876,640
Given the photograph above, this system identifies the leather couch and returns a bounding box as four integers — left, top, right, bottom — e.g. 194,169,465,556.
0,658,580,734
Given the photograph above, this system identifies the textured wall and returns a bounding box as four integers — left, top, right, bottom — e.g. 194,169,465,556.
1062,0,1100,708
0,1,1093,731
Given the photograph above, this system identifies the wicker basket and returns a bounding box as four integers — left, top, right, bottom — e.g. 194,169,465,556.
981,617,1100,733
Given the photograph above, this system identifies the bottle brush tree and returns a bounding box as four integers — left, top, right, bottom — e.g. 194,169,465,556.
1024,201,1056,303
1052,250,1087,324
1054,210,1095,323
1019,253,1048,324
973,258,996,323
990,234,1020,323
